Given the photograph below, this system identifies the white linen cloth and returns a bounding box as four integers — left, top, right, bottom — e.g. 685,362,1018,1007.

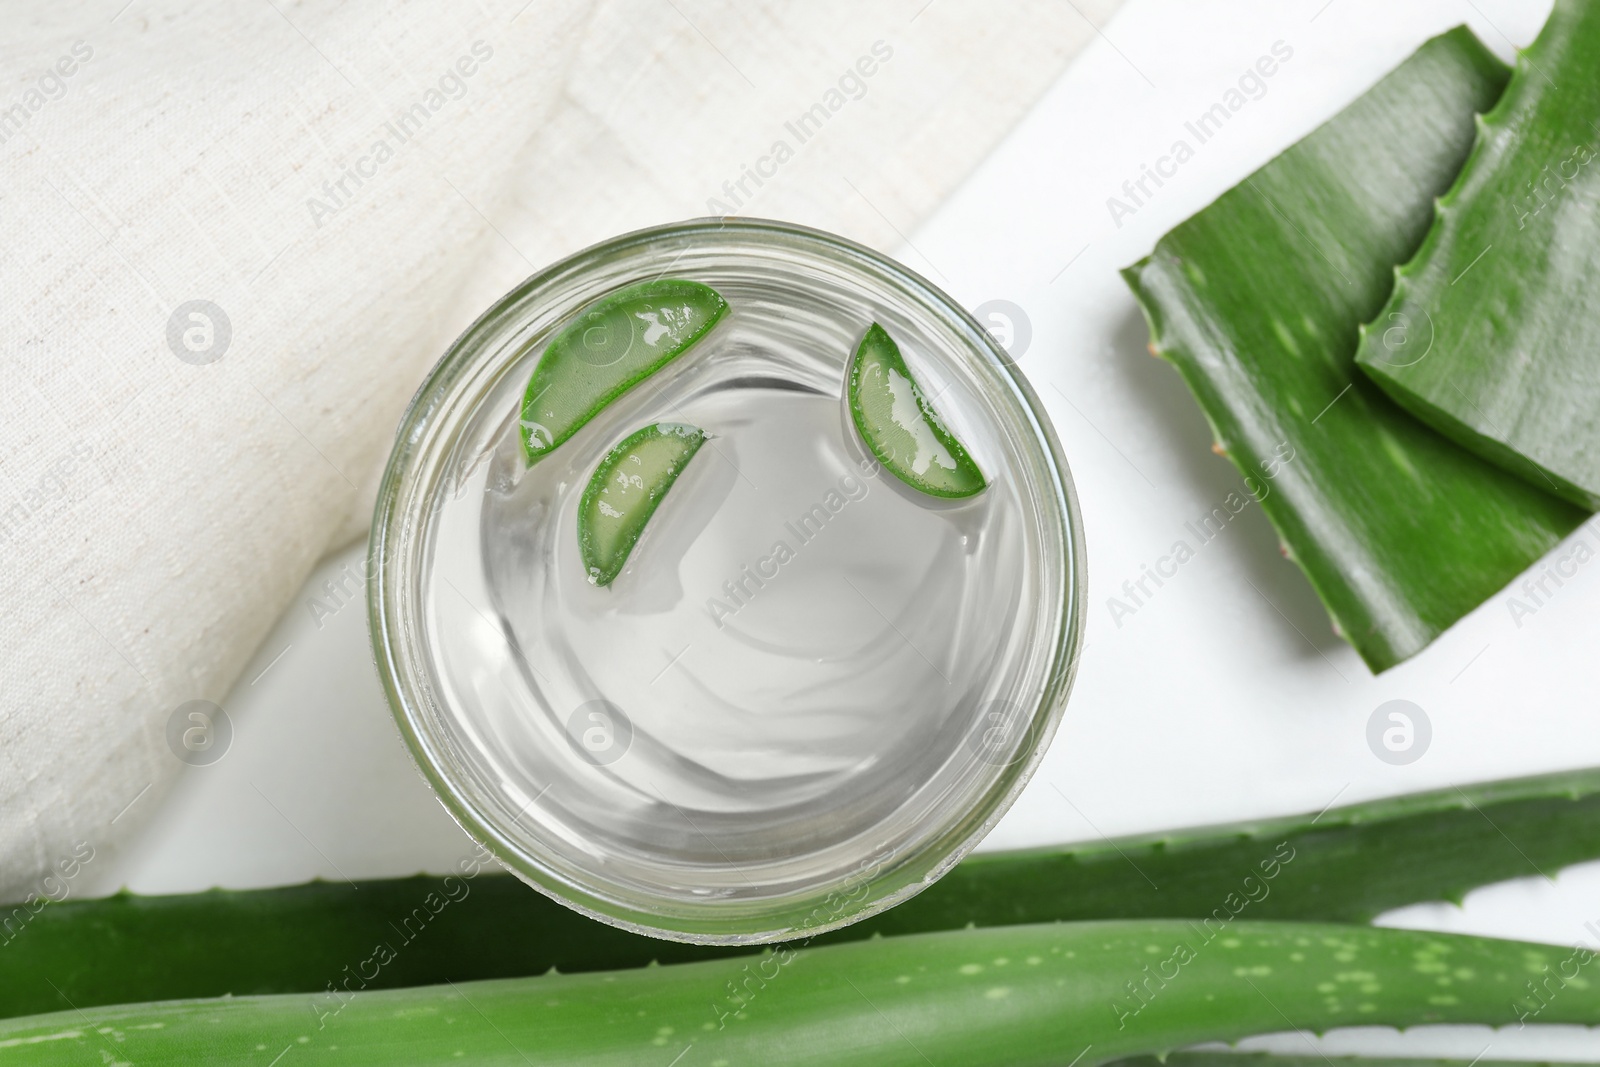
0,0,1118,901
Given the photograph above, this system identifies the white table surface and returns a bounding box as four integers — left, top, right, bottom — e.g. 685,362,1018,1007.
87,0,1600,1055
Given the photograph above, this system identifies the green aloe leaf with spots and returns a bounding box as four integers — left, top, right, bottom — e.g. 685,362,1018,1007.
1356,0,1600,510
1123,26,1585,671
3,922,1599,1064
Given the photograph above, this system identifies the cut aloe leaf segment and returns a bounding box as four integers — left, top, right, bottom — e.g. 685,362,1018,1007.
1122,27,1584,672
1355,0,1600,510
520,279,727,463
848,322,986,498
579,422,706,586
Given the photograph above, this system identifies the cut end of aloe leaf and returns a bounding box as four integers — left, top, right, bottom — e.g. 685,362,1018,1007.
1120,27,1585,672
579,422,706,587
521,279,727,464
847,322,986,499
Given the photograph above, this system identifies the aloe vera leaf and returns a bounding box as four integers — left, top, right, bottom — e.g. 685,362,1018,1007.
577,422,705,585
1355,0,1600,509
1121,27,1585,672
848,322,986,498
864,765,1600,933
4,921,1598,1065
519,279,726,463
1113,1054,1587,1067
9,767,1600,1018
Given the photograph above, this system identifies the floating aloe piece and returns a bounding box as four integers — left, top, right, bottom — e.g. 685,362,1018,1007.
6,921,1600,1065
848,322,986,498
520,279,726,463
578,422,705,585
1122,27,1584,672
1356,0,1600,509
13,767,1600,1016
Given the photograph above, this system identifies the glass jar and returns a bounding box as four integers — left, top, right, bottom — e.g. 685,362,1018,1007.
369,218,1086,944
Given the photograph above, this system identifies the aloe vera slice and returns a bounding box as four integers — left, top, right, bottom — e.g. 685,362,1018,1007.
12,767,1600,1017
578,422,705,585
1355,0,1600,509
6,921,1600,1065
848,322,986,498
520,279,726,463
1122,27,1585,672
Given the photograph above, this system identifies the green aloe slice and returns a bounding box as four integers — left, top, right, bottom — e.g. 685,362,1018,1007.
578,422,705,586
1122,27,1585,672
5,921,1600,1065
1355,0,1600,509
11,766,1600,1016
848,322,986,498
520,279,726,463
